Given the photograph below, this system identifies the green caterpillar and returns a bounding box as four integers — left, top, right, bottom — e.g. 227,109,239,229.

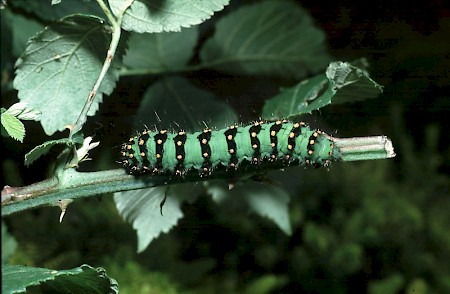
121,120,339,176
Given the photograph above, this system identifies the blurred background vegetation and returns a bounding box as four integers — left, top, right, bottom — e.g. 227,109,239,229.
2,0,449,293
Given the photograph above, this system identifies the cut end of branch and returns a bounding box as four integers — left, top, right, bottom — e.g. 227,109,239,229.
331,136,396,161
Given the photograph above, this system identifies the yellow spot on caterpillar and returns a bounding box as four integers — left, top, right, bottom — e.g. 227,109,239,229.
126,145,132,150
310,139,315,145
128,154,134,158
141,152,145,157
229,149,235,154
139,139,144,145
252,144,258,149
251,132,257,137
177,155,183,160
271,142,275,147
227,135,233,140
178,131,185,135
177,141,183,146
308,150,314,155
203,152,209,158
157,139,163,145
285,154,290,159
156,154,161,159
287,144,293,150
275,120,282,125
271,130,276,136
293,123,300,128
202,139,208,144
289,132,295,138
313,132,319,137
160,130,167,134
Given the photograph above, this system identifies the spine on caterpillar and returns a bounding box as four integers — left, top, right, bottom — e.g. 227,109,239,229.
121,120,340,177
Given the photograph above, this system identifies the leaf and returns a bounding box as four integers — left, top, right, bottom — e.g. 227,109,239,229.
368,273,405,294
9,0,105,21
200,0,331,79
205,181,292,235
123,27,198,72
135,76,237,131
1,264,118,294
244,275,288,294
244,182,292,235
6,102,41,120
24,138,72,166
1,112,25,142
1,9,45,58
114,184,199,253
262,60,384,119
14,15,121,135
2,222,17,264
325,60,384,103
109,0,230,33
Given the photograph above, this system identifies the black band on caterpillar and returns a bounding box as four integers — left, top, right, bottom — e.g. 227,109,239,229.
121,120,339,177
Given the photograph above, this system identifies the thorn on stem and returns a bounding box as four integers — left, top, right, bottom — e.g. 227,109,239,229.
56,199,73,223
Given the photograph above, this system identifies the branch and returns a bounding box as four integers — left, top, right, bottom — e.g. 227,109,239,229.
1,136,395,216
70,0,133,138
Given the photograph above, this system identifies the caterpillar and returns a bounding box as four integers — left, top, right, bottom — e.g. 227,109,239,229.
121,120,340,177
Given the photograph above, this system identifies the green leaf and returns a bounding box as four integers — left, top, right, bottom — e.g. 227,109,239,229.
303,222,337,254
14,15,120,135
114,183,200,252
9,0,105,21
109,0,230,33
123,27,198,73
1,112,25,142
135,76,237,131
206,181,292,235
368,273,405,294
24,138,72,166
329,243,363,275
1,264,118,294
200,0,331,79
262,60,384,119
6,102,41,121
244,275,288,294
1,9,45,58
2,222,17,264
